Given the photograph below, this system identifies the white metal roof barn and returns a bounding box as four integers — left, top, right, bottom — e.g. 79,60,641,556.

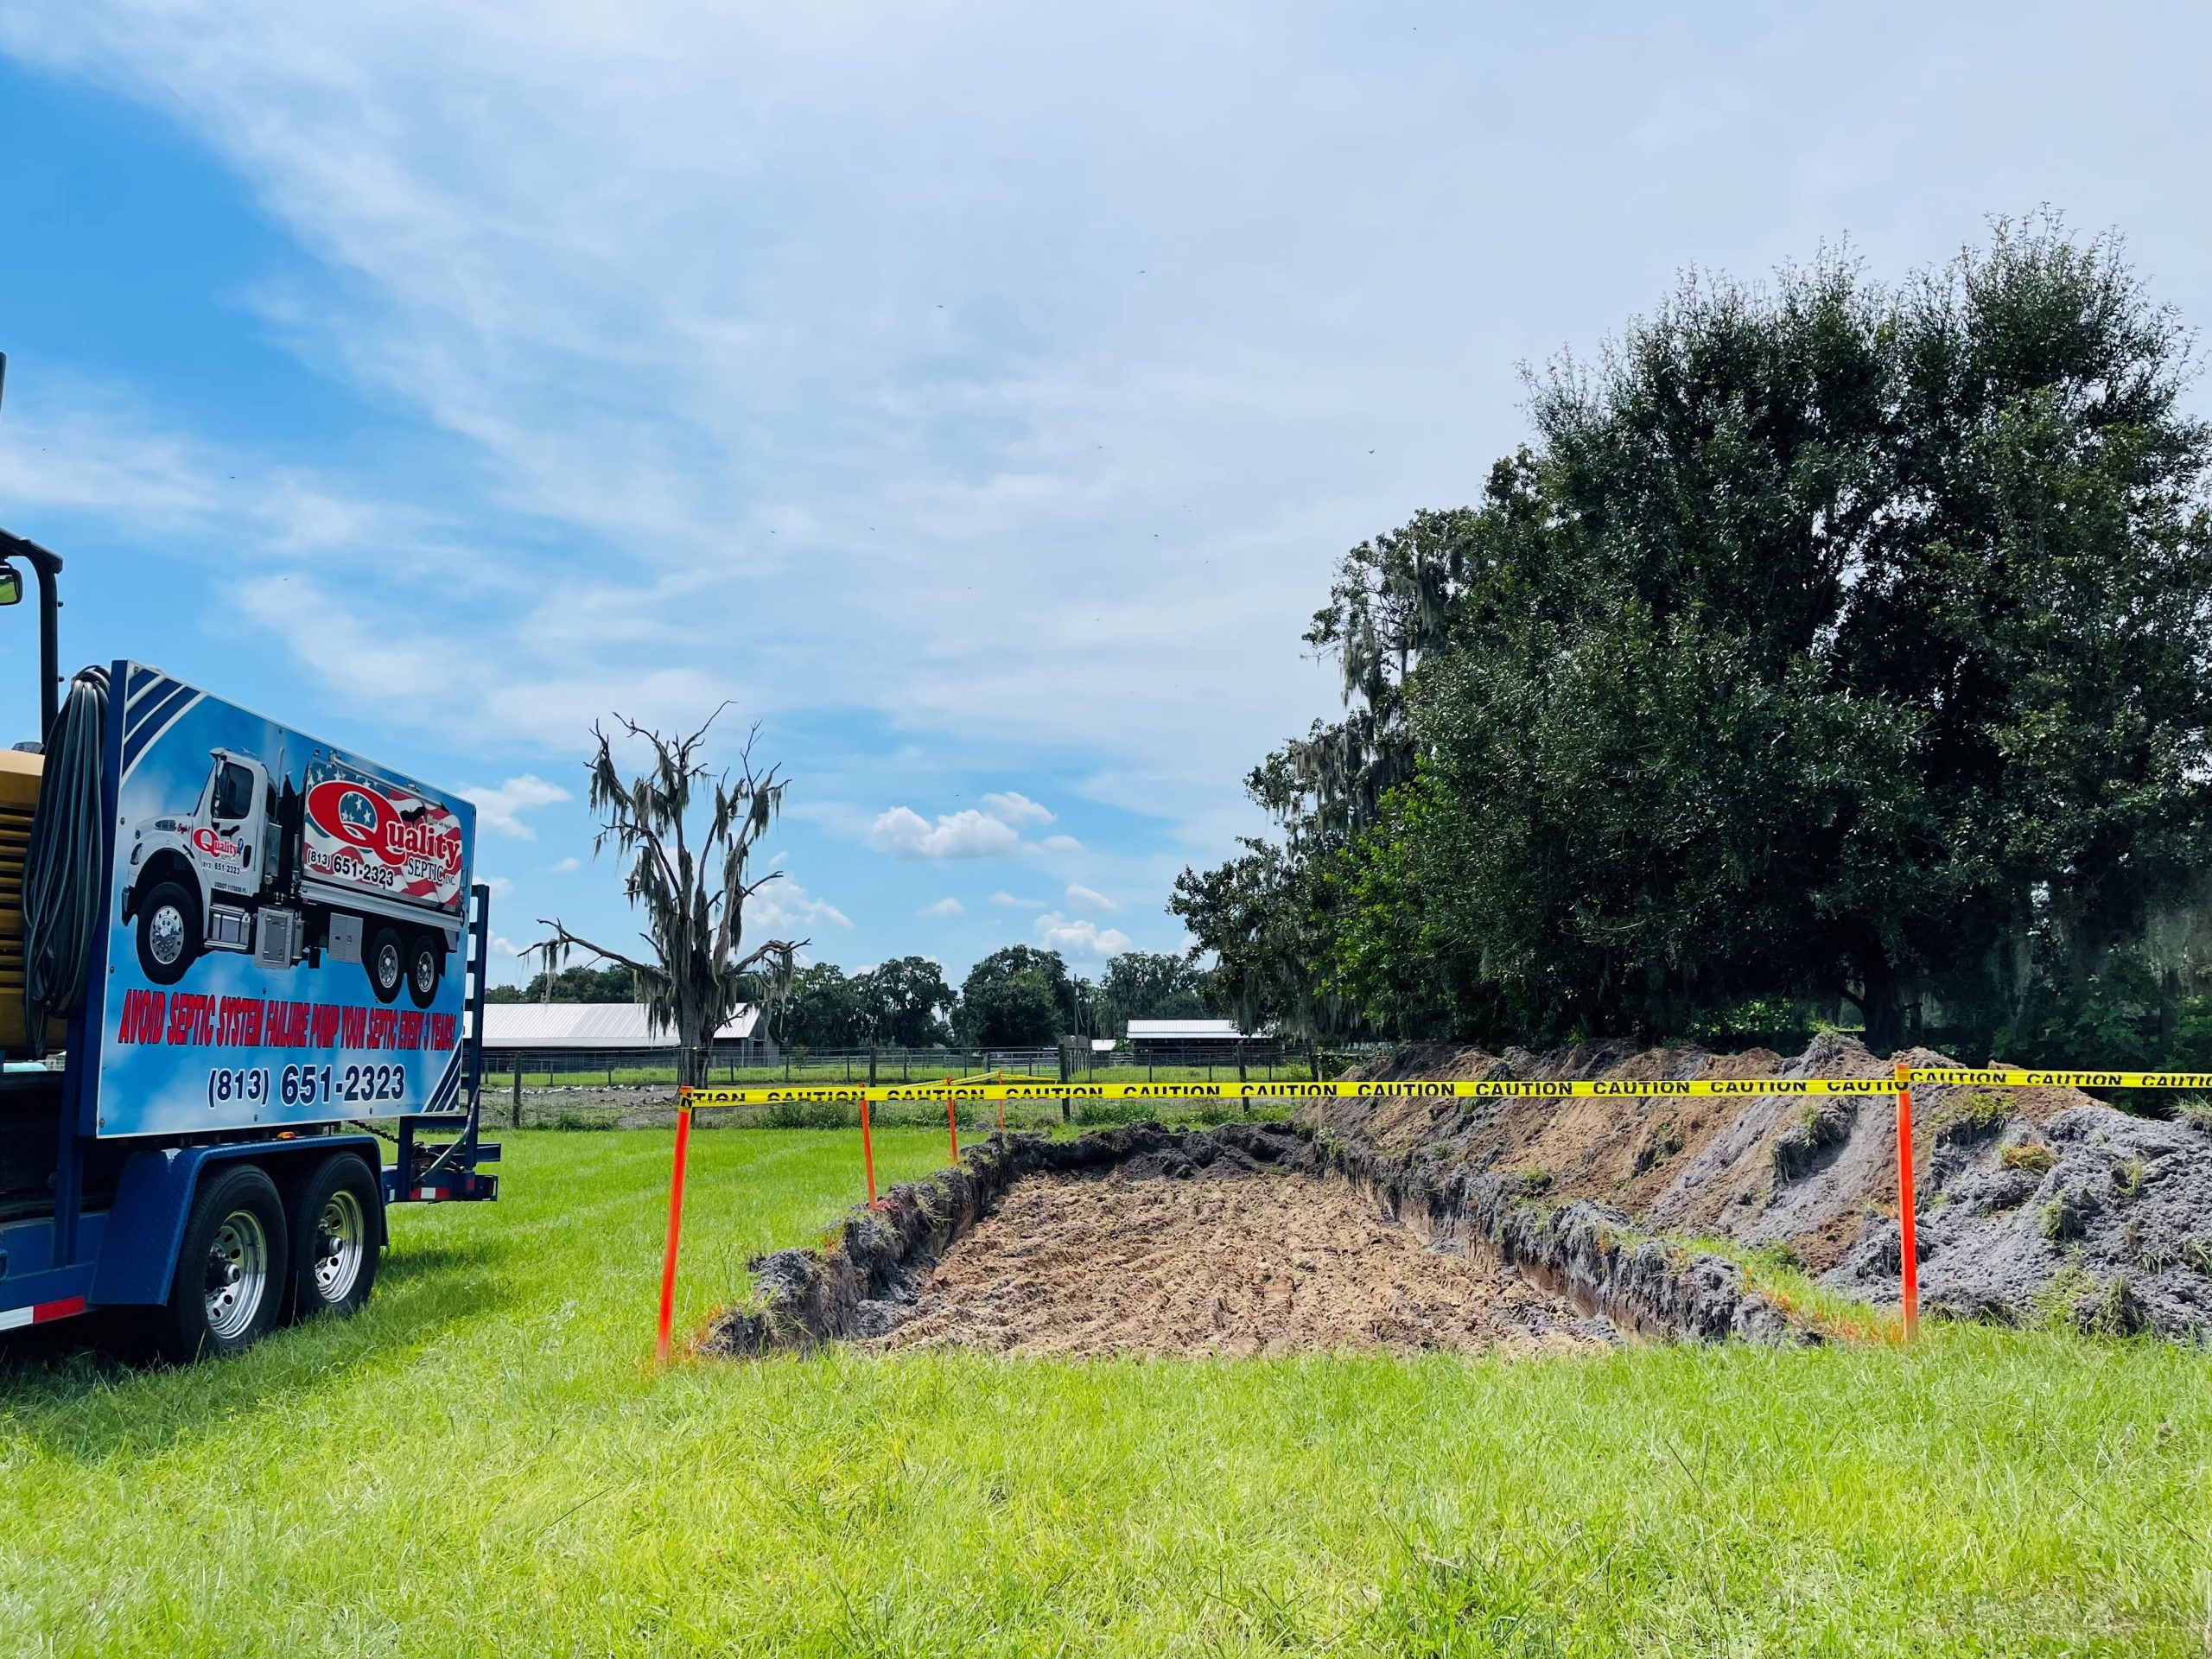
478,1003,764,1052
1124,1019,1258,1046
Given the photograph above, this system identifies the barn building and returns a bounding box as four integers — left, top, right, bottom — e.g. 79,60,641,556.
478,1003,775,1077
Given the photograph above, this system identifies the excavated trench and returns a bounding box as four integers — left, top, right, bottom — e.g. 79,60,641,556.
702,1122,1808,1359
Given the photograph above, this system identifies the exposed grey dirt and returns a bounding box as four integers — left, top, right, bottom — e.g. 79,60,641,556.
1320,1034,2212,1341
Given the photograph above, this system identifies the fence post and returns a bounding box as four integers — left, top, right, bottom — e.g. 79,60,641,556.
510,1061,523,1129
944,1076,959,1163
656,1102,695,1364
1893,1060,1919,1341
860,1095,878,1207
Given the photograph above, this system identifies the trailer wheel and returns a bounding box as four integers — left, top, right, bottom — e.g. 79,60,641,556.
365,925,405,1004
289,1152,382,1322
135,879,200,987
405,933,442,1009
156,1164,289,1363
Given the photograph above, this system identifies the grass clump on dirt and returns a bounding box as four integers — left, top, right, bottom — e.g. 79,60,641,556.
2003,1140,2058,1173
1934,1088,2013,1142
2,1128,2209,1655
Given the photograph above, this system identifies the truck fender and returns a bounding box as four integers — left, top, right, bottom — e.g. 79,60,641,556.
89,1136,389,1308
121,847,198,924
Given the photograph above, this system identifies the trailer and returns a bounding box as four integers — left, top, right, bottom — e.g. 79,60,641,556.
0,356,498,1363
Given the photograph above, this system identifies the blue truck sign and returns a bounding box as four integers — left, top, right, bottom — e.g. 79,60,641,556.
95,664,477,1138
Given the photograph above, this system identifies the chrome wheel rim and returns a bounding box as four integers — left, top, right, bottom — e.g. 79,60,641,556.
311,1189,366,1303
412,951,436,995
149,904,186,967
204,1210,270,1340
375,940,401,990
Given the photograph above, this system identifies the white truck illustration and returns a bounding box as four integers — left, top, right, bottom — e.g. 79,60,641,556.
121,747,468,1007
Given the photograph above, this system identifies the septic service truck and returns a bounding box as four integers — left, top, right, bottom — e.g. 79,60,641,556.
0,355,497,1363
122,741,468,1007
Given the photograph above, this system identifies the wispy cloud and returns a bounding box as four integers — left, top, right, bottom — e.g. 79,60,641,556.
982,791,1053,826
990,892,1045,909
1065,882,1118,912
919,896,963,918
461,774,569,839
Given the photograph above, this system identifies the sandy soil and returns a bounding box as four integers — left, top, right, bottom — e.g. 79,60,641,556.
870,1169,1617,1357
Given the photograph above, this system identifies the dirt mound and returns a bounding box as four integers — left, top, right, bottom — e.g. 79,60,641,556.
1326,1034,2212,1341
873,1168,1613,1357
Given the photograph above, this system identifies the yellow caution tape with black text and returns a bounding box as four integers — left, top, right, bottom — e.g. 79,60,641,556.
672,1066,2208,1108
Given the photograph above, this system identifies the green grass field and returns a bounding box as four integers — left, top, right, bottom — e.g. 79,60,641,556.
3,1128,2209,1656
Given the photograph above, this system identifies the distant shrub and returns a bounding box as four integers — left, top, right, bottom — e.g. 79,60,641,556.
765,1098,856,1129
1073,1098,1160,1127
1518,1166,1554,1198
552,1109,620,1131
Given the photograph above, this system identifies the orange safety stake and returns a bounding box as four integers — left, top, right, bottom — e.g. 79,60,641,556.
656,1102,695,1365
945,1075,959,1163
860,1094,879,1208
1893,1060,1918,1341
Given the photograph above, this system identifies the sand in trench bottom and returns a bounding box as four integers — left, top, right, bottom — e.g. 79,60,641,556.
868,1169,1620,1357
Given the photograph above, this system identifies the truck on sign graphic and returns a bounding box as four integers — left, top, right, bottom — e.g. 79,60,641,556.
122,747,467,1007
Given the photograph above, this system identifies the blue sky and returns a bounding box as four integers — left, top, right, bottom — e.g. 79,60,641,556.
2,3,2208,988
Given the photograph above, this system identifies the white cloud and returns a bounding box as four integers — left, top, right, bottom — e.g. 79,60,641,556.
919,896,963,918
551,855,581,873
748,875,853,935
982,791,1053,826
1038,834,1084,855
1034,911,1132,957
990,891,1045,909
870,805,1020,860
483,874,515,899
459,774,570,839
1065,882,1118,912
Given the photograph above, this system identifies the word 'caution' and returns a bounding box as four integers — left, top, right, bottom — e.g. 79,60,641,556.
672,1067,2187,1108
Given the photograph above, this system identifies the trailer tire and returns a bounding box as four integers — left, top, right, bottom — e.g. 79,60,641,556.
155,1163,289,1363
135,879,200,987
365,925,405,1004
405,932,442,1009
288,1152,382,1322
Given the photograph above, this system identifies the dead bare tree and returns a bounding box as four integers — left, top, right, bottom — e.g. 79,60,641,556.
537,709,802,1089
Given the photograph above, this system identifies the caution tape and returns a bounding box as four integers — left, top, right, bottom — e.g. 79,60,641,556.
671,1067,2212,1108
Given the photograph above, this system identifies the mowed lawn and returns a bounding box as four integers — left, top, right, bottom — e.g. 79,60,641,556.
2,1129,2209,1656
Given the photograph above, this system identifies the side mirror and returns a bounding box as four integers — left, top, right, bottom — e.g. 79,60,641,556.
0,563,20,607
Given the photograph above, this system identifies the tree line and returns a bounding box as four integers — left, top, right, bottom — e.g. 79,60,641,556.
490,945,1218,1049
1174,217,2212,1066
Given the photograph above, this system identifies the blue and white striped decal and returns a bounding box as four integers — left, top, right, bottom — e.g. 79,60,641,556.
423,1046,465,1115
120,665,203,785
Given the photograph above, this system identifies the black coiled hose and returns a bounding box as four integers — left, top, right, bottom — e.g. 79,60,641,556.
22,666,108,1056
